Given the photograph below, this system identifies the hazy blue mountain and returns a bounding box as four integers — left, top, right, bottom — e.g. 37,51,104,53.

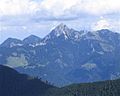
1,24,120,86
23,35,41,45
0,38,23,47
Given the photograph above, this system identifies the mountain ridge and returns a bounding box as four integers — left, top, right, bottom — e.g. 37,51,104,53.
1,24,117,47
0,24,120,86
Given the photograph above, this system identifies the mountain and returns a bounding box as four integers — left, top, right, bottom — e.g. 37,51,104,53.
1,24,120,86
0,65,54,96
23,35,41,45
0,35,41,48
43,23,83,43
0,38,23,47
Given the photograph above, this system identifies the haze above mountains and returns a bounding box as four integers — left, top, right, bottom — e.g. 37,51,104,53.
0,23,120,86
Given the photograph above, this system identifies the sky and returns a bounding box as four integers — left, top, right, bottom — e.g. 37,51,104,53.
0,0,120,43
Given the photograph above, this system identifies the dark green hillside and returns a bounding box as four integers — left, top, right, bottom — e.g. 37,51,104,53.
0,65,54,96
44,79,120,96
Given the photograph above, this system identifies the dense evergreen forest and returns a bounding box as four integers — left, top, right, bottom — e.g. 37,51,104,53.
0,65,54,96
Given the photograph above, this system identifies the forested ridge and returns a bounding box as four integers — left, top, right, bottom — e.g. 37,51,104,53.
1,65,120,96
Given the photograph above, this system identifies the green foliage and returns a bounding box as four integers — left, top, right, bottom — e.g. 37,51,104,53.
44,79,120,96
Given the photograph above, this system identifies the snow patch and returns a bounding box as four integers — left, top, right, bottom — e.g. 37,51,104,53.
29,42,46,47
81,63,97,70
10,42,23,47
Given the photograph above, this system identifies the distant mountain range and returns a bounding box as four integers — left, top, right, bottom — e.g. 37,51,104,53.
1,65,120,96
1,23,120,86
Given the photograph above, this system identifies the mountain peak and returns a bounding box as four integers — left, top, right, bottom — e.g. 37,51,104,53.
23,35,41,45
54,23,69,31
49,23,70,38
24,35,40,40
0,38,23,47
97,29,111,33
56,23,67,29
43,24,82,42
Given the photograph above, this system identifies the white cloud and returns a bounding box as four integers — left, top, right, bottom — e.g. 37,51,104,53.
36,0,120,18
0,0,120,17
92,17,111,30
0,0,39,16
91,16,120,31
39,0,79,17
82,0,120,15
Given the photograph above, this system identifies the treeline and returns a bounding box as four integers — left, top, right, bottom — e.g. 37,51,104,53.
44,79,120,96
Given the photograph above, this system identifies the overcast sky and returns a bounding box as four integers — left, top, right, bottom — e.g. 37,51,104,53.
0,0,120,43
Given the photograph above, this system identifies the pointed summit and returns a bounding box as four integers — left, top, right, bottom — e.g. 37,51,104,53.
50,23,70,38
54,23,69,32
42,23,71,42
55,23,68,29
43,23,82,42
23,35,41,45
